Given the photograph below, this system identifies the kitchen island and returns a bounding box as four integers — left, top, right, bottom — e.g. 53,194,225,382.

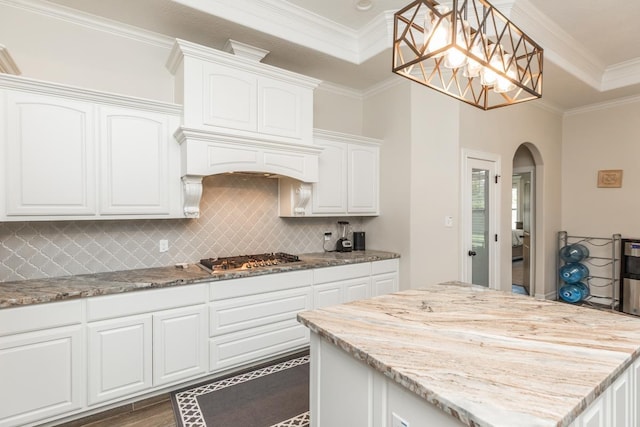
297,282,640,427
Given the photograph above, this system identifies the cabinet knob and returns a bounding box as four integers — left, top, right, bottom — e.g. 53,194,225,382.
468,250,477,257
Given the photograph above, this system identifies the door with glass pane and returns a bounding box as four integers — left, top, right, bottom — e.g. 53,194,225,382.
463,153,499,288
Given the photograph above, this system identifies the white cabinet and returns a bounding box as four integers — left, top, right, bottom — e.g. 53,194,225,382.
279,129,381,217
87,315,152,405
209,270,313,371
0,301,83,427
3,91,96,216
312,263,371,308
371,258,400,297
153,305,208,387
0,74,183,221
170,41,315,146
98,106,180,215
86,284,208,405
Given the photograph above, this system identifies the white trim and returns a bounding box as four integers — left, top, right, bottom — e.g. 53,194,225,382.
316,82,363,101
461,150,501,290
0,44,20,75
363,76,405,99
0,0,174,49
512,165,535,297
0,74,182,114
564,93,640,117
602,58,640,91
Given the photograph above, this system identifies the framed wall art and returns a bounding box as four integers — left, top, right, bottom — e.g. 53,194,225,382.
597,169,623,188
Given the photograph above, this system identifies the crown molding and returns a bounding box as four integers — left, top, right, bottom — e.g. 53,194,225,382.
602,58,640,91
564,93,640,117
511,0,604,90
0,0,174,49
0,44,20,75
316,81,364,101
357,10,395,63
363,75,406,99
174,0,362,63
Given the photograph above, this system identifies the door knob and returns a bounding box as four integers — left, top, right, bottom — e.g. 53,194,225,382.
468,250,477,256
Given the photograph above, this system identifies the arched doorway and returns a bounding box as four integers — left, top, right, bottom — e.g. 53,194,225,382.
512,144,538,296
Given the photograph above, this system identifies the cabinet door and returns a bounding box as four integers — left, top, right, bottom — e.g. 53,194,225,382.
153,305,208,387
257,76,303,139
98,107,176,215
632,358,640,426
371,272,399,297
0,326,83,427
610,369,631,427
202,63,257,132
87,315,152,405
580,390,608,427
313,282,343,309
312,139,348,214
4,91,95,216
348,143,379,214
344,277,370,303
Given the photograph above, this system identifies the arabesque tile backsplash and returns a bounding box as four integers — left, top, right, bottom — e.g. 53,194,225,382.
0,175,367,282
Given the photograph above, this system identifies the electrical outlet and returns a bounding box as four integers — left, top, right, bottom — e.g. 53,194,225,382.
324,232,332,241
392,413,409,427
159,239,169,253
445,215,454,227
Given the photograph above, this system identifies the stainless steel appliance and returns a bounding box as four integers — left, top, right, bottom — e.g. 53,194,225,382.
336,221,352,252
353,231,365,251
199,252,300,272
621,239,640,315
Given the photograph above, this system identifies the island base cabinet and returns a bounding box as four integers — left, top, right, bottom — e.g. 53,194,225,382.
309,334,464,427
0,326,83,427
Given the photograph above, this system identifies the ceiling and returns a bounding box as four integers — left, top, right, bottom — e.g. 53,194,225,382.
45,0,640,112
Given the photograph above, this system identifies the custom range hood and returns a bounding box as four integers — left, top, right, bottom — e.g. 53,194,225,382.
166,39,322,218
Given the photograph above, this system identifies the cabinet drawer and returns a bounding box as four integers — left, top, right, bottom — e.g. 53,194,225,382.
210,319,309,372
210,270,313,301
0,300,82,337
210,287,311,336
313,263,370,285
371,258,399,275
87,284,207,321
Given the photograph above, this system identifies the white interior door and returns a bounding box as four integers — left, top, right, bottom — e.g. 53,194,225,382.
462,151,500,288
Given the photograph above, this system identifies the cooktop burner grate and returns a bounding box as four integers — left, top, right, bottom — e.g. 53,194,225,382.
199,252,300,271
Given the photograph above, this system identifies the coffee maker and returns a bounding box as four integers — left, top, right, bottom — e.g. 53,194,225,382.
336,221,352,252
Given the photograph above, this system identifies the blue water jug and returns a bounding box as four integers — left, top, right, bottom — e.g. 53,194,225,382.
572,282,590,300
559,284,583,303
559,244,590,263
559,262,589,284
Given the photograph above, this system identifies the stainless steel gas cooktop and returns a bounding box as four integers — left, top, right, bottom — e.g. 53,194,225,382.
199,252,300,272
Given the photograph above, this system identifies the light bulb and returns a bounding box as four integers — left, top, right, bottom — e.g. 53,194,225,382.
424,5,450,57
444,18,469,69
494,55,517,93
481,45,504,86
464,41,484,78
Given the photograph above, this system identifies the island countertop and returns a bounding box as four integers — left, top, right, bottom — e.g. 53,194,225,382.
297,282,640,427
0,250,399,308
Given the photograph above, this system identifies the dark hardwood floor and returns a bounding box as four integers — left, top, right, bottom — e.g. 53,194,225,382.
61,397,176,427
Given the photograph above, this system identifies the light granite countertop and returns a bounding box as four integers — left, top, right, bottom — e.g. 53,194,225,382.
0,250,399,309
297,282,640,427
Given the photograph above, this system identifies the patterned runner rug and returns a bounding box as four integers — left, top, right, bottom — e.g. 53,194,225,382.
171,352,309,427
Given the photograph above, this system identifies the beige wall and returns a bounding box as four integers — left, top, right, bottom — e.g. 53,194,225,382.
362,82,413,288
459,103,563,298
313,87,363,135
0,2,175,102
562,101,640,238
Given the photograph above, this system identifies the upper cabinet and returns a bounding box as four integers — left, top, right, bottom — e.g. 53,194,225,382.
0,75,183,221
279,129,381,217
166,39,322,218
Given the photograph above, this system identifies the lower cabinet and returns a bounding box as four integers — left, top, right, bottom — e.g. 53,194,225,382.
87,315,153,405
209,270,313,372
0,300,83,427
313,263,371,308
0,258,400,426
86,284,208,406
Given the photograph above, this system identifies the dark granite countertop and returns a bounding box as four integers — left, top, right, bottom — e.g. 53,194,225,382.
0,250,399,308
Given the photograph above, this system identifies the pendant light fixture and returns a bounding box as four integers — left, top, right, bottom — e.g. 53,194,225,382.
392,0,543,110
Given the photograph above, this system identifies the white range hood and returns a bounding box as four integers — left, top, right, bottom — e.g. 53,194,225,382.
166,39,322,218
